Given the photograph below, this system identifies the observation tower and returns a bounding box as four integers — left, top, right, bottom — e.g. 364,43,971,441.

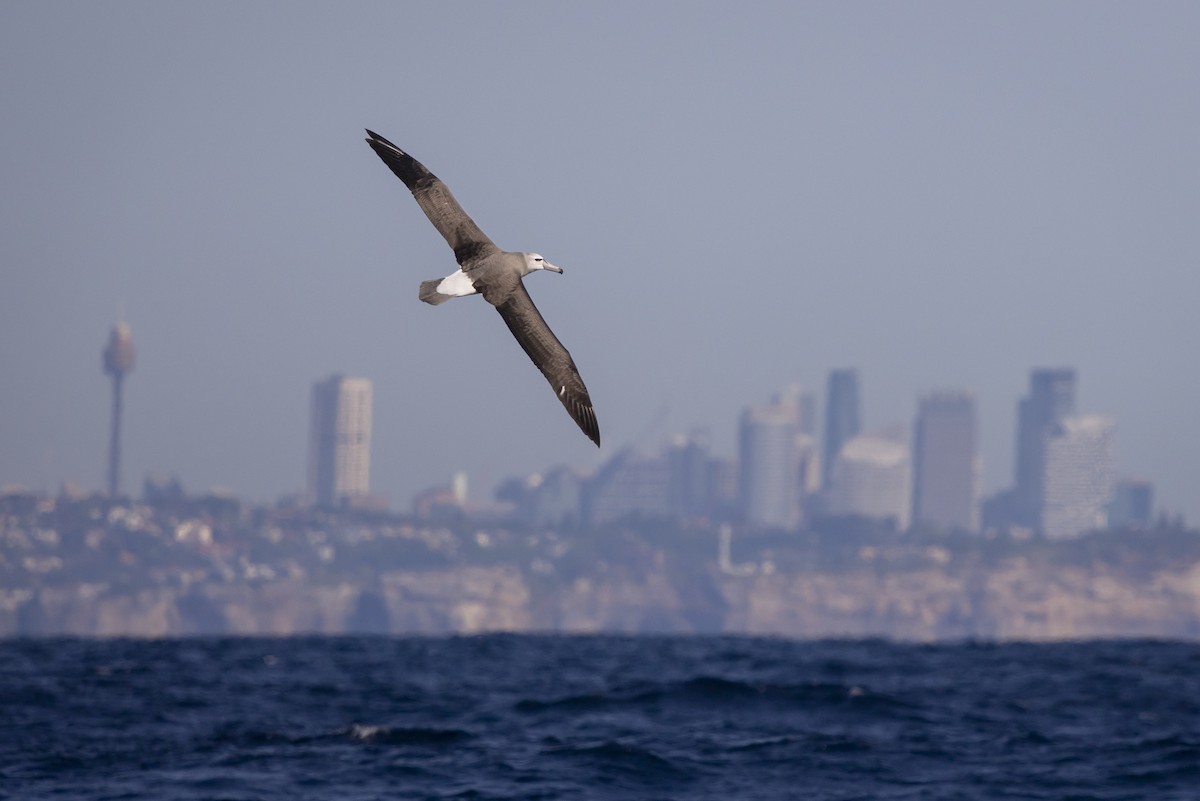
102,322,136,497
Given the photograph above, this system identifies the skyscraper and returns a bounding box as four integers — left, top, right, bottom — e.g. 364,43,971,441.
308,375,373,508
1108,479,1154,529
822,369,860,489
739,397,807,530
911,392,980,532
1013,368,1076,527
666,430,712,521
824,432,911,529
1041,414,1115,539
102,322,135,498
583,448,672,526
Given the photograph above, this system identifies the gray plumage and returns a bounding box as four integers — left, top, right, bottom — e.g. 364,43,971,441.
365,129,600,447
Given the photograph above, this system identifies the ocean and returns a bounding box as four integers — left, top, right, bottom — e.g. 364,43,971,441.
2,636,1198,800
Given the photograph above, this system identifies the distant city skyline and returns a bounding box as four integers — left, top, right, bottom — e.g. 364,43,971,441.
8,330,1165,538
6,337,1166,540
475,366,1136,539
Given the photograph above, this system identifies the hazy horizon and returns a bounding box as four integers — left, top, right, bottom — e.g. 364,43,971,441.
3,3,1197,520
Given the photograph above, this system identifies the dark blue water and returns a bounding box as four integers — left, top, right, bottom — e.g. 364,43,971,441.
2,636,1198,800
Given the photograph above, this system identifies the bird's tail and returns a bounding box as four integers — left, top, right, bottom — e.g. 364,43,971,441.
419,268,478,306
419,279,455,305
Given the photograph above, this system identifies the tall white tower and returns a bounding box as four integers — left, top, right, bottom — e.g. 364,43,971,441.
308,375,373,508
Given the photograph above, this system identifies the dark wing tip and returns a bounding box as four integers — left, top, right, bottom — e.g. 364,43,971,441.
568,397,601,447
365,130,411,164
585,406,600,447
364,129,397,149
365,129,431,192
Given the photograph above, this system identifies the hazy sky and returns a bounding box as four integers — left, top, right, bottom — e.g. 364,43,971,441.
2,3,1197,520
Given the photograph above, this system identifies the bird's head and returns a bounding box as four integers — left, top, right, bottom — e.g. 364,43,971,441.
522,252,563,275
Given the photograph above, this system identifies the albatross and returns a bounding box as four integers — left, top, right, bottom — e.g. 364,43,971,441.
365,130,600,447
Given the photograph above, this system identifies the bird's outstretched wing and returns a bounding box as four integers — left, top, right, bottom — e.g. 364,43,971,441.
494,283,600,446
365,130,499,265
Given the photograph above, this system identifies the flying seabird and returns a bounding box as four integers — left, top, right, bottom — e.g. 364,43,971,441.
365,129,600,447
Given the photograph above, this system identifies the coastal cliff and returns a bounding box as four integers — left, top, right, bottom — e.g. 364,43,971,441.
6,551,1199,640
3,494,1197,639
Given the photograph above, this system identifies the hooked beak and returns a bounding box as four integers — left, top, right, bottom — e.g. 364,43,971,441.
545,261,564,274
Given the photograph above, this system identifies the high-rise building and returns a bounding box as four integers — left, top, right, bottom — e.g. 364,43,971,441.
1108,479,1154,529
1013,368,1076,527
824,432,911,529
102,322,135,498
776,383,818,437
739,397,807,530
508,465,588,528
308,375,373,508
911,392,980,532
822,369,860,488
583,448,671,526
666,430,712,521
704,456,740,523
1041,414,1115,539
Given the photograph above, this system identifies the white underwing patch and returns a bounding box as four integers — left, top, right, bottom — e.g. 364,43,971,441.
436,269,478,297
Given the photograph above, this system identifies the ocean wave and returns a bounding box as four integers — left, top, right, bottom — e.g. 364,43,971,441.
542,738,693,782
344,723,473,746
515,674,914,718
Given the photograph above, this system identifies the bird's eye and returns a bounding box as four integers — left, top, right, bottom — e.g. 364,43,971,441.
534,257,543,262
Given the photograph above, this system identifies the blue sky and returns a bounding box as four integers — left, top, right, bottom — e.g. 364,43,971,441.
2,2,1197,520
